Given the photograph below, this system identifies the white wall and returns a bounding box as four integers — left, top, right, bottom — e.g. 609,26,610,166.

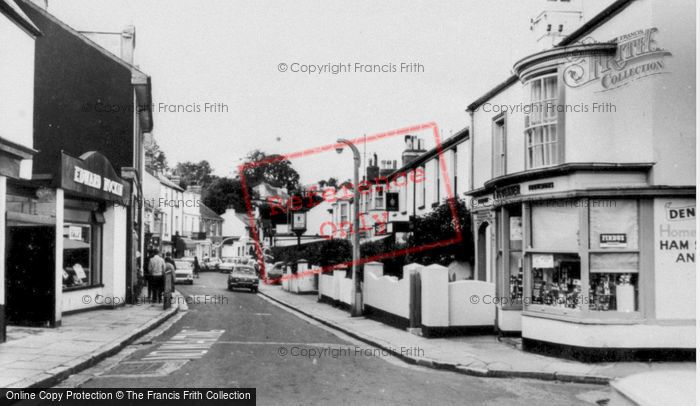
363,262,410,319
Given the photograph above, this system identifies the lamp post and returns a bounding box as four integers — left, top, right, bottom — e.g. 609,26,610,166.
336,138,363,317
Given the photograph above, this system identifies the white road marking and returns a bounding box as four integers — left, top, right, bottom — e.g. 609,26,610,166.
141,329,225,361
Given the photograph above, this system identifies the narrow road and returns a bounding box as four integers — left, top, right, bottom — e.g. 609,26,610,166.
64,272,608,405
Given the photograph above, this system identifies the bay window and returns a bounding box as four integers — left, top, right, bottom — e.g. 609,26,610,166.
525,198,644,317
525,74,559,169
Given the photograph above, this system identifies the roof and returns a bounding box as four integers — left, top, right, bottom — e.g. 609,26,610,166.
199,202,223,221
465,0,636,112
155,172,184,192
0,0,40,36
19,0,149,82
387,126,470,176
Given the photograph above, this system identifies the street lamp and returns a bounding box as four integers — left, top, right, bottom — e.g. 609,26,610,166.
336,138,362,317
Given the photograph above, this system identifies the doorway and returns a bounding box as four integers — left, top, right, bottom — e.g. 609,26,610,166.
5,225,56,327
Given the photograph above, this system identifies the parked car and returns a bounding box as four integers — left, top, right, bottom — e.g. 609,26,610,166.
227,265,258,292
219,257,251,273
174,260,194,284
265,261,285,283
203,257,221,272
219,257,237,273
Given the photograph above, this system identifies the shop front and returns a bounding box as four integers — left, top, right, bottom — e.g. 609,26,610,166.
57,152,130,316
4,151,131,327
471,169,695,360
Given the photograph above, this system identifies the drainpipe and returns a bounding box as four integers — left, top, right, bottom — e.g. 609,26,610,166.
469,109,475,192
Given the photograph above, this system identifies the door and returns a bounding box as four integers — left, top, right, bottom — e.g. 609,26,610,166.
5,226,56,327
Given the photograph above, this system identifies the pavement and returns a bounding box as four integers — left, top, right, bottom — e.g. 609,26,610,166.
258,284,696,385
0,291,182,388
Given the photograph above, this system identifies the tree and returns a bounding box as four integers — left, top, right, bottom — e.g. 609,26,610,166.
173,160,217,189
406,198,473,266
241,150,300,192
202,177,255,215
145,140,168,173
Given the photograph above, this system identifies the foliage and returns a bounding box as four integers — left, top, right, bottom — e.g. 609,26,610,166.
145,140,168,173
202,177,255,215
271,239,352,270
241,150,300,193
173,160,218,189
406,198,473,266
360,238,407,277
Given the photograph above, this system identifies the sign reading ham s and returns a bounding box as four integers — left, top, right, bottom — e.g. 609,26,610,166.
58,151,131,205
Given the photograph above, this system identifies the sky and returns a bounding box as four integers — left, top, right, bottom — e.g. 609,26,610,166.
45,0,613,184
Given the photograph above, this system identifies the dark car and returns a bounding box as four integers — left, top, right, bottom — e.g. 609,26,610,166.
227,265,258,292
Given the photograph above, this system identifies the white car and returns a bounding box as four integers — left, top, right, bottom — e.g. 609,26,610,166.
174,260,194,284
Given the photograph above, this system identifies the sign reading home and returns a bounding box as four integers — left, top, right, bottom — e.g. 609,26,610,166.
59,151,130,205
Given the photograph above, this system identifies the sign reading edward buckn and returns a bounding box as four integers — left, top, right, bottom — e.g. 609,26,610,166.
57,151,131,205
564,27,672,90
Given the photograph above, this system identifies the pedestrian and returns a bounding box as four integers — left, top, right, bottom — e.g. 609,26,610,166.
164,252,176,293
148,251,165,303
193,256,201,278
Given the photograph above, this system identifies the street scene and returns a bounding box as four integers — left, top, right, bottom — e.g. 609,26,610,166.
0,0,697,405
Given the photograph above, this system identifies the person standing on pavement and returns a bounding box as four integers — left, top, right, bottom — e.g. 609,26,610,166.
193,256,201,278
164,253,176,292
148,251,165,303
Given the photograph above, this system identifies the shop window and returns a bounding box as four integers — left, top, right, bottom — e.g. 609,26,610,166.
531,254,582,309
525,74,559,169
588,200,640,312
63,222,101,290
508,209,523,303
492,115,506,177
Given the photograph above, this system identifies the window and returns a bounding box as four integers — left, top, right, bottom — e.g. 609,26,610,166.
374,186,384,210
452,148,458,195
417,165,426,208
62,221,102,290
340,203,349,223
525,74,559,169
433,158,440,204
588,200,640,312
525,198,643,315
492,115,506,177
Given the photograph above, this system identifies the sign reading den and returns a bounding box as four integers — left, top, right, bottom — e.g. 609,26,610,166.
60,151,129,205
653,197,695,319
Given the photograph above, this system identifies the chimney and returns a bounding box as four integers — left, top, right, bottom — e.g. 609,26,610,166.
530,0,583,50
366,153,379,181
402,135,426,166
120,25,136,64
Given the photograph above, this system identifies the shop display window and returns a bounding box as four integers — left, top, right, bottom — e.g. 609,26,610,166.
508,213,523,303
588,200,640,312
62,221,102,291
530,254,582,309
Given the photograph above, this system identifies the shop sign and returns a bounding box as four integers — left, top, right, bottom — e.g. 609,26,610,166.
653,198,695,319
59,152,130,205
600,233,627,248
386,192,399,212
656,200,696,264
564,27,672,91
494,185,520,200
532,254,554,268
